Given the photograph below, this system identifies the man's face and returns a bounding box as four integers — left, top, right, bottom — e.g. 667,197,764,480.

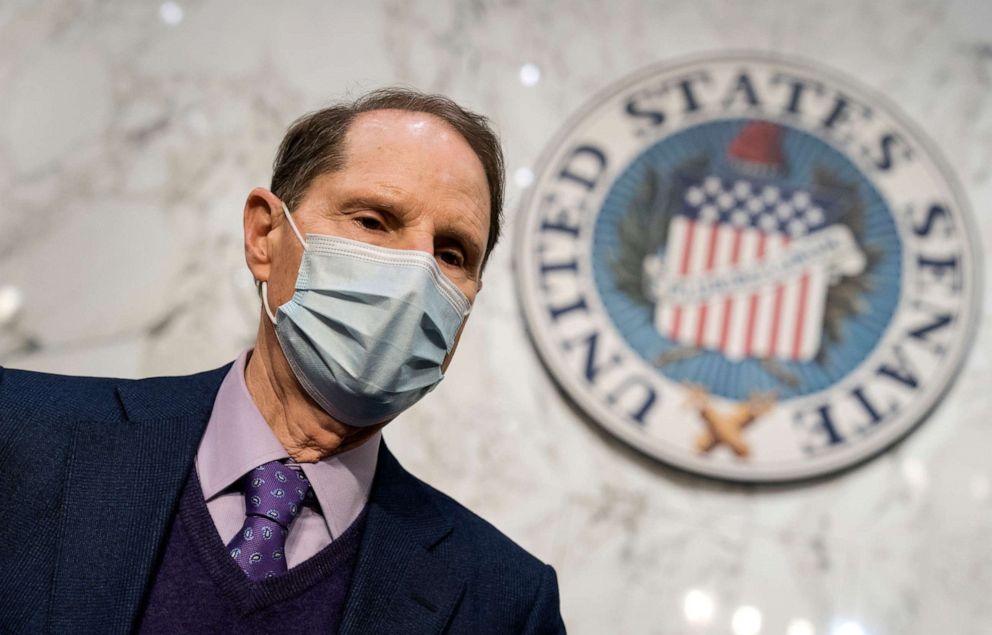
262,109,491,360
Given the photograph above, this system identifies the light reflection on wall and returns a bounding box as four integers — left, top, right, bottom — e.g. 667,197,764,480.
683,588,715,626
0,285,23,326
833,621,867,635
731,605,763,635
787,618,817,635
519,63,541,87
158,2,184,26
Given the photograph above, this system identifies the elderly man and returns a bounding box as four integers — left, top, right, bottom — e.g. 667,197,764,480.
0,88,565,634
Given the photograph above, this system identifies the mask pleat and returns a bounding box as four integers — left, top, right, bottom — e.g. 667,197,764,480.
273,234,465,428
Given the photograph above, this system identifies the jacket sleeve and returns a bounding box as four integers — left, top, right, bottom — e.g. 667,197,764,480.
522,564,567,634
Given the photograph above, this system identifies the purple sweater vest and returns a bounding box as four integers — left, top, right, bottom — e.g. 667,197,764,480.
138,469,366,634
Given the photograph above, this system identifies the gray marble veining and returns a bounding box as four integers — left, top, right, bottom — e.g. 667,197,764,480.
1,1,990,633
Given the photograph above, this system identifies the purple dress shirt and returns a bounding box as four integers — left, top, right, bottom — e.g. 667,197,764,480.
195,349,380,568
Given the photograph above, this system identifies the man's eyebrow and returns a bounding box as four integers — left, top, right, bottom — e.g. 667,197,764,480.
338,192,486,262
337,194,405,215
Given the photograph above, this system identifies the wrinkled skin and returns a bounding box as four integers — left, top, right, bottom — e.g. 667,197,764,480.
242,109,491,462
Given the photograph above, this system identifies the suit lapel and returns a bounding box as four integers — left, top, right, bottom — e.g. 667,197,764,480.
45,362,462,633
340,443,465,635
48,366,227,634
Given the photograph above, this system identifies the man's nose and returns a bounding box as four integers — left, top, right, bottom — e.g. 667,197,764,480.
394,230,435,258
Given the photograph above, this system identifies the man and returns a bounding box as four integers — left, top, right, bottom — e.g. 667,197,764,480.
0,88,566,634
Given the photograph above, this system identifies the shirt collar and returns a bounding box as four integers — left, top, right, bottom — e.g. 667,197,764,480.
197,349,380,538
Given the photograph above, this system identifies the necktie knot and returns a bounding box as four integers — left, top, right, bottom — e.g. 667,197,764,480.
226,460,312,580
241,461,311,529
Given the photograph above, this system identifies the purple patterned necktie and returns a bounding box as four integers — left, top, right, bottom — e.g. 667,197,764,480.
225,460,312,580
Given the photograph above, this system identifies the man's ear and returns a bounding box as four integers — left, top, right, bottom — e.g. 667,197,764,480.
243,187,285,284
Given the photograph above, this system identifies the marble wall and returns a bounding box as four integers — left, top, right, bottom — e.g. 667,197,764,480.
2,1,991,633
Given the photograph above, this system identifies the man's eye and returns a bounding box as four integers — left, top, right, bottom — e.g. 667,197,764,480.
439,250,464,267
357,216,384,231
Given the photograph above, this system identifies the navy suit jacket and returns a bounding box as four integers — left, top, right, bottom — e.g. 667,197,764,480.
0,363,566,634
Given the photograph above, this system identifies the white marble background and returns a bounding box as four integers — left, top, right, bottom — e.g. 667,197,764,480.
1,1,991,633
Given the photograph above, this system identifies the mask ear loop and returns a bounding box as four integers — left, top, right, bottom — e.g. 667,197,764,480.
259,202,306,325
261,281,277,324
282,202,306,246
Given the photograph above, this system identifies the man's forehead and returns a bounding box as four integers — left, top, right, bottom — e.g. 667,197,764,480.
329,109,491,258
337,109,490,210
345,109,464,149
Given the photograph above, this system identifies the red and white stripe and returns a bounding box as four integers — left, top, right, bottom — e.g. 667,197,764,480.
655,216,826,362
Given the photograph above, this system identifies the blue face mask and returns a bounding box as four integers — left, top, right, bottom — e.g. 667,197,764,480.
261,203,471,427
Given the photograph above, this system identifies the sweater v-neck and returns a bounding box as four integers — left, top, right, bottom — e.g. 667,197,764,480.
177,467,368,615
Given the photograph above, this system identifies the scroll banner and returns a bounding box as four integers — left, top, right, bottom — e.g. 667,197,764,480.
647,225,866,307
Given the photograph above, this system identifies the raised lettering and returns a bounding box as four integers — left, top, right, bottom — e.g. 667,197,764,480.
913,203,953,237
548,296,588,321
907,311,953,344
606,377,658,426
721,72,761,109
851,385,886,428
539,193,582,237
562,330,623,382
625,95,666,128
558,145,608,191
540,259,579,276
876,344,920,390
675,71,710,113
916,255,960,291
821,95,851,129
795,403,845,452
771,73,823,116
871,132,911,171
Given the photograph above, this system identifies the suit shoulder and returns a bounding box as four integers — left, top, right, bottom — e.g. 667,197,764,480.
0,366,122,391
0,363,230,423
0,366,125,422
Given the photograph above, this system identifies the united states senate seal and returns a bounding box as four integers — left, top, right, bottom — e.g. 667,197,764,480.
514,53,981,482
